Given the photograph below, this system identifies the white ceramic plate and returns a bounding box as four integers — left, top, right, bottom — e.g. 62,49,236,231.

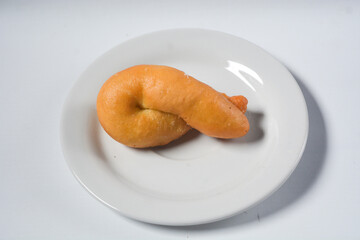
61,29,308,226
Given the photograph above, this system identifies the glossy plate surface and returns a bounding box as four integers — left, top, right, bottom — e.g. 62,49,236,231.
61,29,308,226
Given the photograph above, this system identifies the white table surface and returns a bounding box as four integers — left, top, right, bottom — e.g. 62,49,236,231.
1,1,359,239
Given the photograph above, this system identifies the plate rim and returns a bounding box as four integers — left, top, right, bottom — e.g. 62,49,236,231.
60,28,309,226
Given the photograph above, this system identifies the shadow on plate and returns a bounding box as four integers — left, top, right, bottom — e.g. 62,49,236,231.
151,129,201,151
90,108,264,157
129,70,327,232
217,110,264,144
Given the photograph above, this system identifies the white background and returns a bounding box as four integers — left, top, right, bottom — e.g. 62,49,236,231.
1,0,359,239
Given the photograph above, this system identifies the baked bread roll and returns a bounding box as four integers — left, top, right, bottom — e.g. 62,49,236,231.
97,65,249,148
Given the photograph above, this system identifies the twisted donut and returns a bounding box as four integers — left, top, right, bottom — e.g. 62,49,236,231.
97,65,249,148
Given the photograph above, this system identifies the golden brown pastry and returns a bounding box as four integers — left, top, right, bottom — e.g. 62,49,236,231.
97,65,249,148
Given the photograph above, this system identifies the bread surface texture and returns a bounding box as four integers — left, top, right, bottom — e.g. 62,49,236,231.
97,65,249,148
